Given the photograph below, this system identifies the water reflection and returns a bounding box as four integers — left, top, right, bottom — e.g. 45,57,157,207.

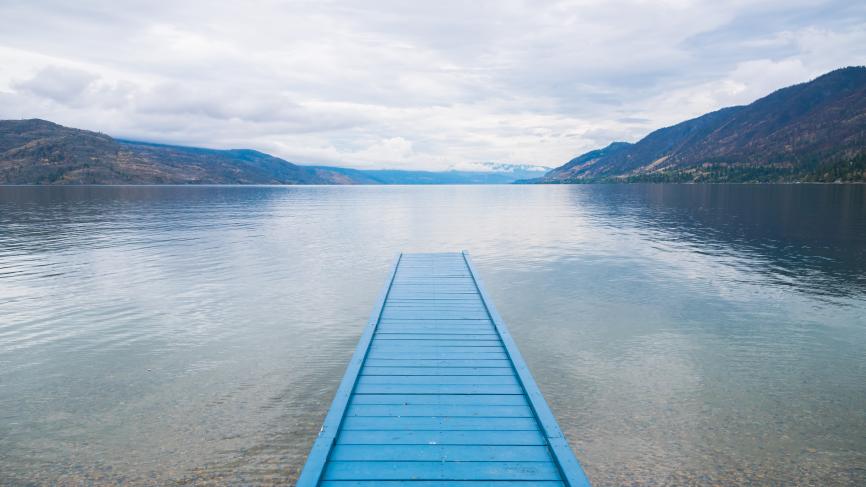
568,184,866,300
0,185,864,486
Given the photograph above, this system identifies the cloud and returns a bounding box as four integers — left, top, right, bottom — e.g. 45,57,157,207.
0,0,864,169
14,66,98,105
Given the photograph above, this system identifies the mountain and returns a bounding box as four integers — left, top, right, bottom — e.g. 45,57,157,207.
0,119,547,185
0,119,366,184
538,67,866,183
314,164,549,184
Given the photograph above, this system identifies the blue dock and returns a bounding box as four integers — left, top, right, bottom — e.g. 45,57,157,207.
298,252,591,486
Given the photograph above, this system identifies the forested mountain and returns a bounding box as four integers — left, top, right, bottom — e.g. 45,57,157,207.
538,67,866,183
0,119,366,184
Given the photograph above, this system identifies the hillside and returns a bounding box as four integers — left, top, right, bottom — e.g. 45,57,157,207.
0,119,546,185
539,67,866,183
0,119,363,184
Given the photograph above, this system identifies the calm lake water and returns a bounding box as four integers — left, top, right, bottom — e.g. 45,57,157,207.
1,184,865,486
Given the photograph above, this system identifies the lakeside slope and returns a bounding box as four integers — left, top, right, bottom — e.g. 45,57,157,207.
0,119,367,185
0,120,547,185
535,67,866,183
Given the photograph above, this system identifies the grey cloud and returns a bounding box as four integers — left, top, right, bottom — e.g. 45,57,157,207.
14,66,98,104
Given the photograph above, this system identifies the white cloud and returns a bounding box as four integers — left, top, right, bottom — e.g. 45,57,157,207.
0,0,864,169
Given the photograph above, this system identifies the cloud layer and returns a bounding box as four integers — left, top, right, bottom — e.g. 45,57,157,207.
1,0,865,169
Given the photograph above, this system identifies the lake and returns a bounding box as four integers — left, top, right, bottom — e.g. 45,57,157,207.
1,184,865,486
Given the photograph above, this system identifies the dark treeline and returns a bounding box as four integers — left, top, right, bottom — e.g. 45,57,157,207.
556,154,866,184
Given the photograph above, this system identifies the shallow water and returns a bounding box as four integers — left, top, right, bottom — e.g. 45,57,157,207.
0,184,864,486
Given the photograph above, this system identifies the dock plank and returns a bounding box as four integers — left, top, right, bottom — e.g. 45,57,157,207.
321,482,564,487
322,461,561,481
366,352,509,360
375,333,499,340
349,394,529,406
341,416,540,431
361,366,514,376
357,375,518,385
370,339,503,347
346,404,533,417
330,444,552,461
354,383,524,395
376,328,497,335
363,359,513,368
335,430,547,445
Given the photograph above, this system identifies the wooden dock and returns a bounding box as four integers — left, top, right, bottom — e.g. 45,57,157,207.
297,252,591,486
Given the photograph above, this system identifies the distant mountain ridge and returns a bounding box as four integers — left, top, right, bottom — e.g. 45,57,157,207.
0,119,545,185
0,119,364,184
314,165,548,184
537,67,866,183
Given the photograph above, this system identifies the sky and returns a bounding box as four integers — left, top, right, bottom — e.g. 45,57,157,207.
1,0,865,170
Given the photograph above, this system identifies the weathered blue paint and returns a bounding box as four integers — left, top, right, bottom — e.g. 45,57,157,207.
297,252,591,486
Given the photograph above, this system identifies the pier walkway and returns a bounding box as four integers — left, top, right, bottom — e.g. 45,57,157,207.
298,252,591,486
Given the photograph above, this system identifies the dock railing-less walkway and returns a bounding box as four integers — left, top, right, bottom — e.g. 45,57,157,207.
297,252,591,486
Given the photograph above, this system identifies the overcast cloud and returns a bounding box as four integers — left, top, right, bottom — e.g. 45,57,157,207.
1,0,865,169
